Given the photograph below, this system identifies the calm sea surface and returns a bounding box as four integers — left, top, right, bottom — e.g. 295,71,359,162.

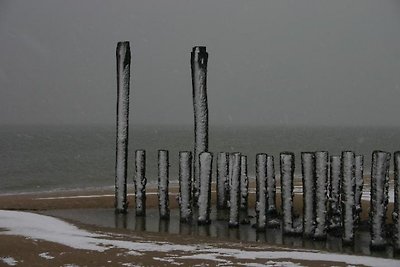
1,125,399,193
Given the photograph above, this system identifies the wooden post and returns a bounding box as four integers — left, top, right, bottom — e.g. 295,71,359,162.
134,149,146,216
158,150,170,219
266,155,277,216
255,153,267,231
314,151,329,240
370,150,390,249
217,152,229,209
179,151,193,223
198,152,213,224
341,151,355,244
240,155,249,211
191,46,209,205
229,153,241,227
302,152,315,237
355,155,364,225
115,41,131,213
328,155,341,230
280,152,295,234
393,151,400,251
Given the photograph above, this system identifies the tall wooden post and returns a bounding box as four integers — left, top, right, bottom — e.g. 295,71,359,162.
115,41,131,213
191,46,209,205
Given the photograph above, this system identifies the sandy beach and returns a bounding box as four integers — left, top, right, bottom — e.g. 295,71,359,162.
0,182,399,266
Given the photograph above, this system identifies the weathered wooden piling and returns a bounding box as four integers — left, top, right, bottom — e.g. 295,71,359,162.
266,155,277,216
370,150,390,249
301,152,315,237
280,152,295,234
134,149,146,216
229,153,241,227
314,151,329,240
393,151,400,251
355,155,364,225
198,152,213,224
191,46,209,205
240,155,249,211
217,152,229,209
341,151,356,244
328,155,341,230
115,41,131,214
179,151,192,223
158,150,170,219
255,153,267,231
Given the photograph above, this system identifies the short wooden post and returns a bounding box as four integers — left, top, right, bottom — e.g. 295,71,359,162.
217,152,229,209
341,151,355,244
301,152,315,237
229,153,241,227
255,153,267,231
158,150,170,219
370,150,390,249
134,149,146,216
179,151,192,222
198,152,213,224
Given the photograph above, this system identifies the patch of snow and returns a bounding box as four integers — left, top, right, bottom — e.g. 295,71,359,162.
0,257,18,266
153,256,183,265
38,252,54,260
243,262,303,267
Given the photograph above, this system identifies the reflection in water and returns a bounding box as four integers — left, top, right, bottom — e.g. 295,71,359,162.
179,222,192,235
114,213,127,229
282,234,303,248
198,224,211,237
228,227,240,240
135,216,146,232
44,207,397,259
159,219,169,233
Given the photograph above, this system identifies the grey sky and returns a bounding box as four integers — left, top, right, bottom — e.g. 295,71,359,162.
1,0,400,126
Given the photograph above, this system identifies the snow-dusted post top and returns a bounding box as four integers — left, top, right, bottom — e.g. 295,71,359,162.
158,150,170,220
393,151,400,251
115,41,131,214
301,152,315,238
179,151,193,223
191,46,209,205
135,149,146,216
370,150,390,249
341,151,355,245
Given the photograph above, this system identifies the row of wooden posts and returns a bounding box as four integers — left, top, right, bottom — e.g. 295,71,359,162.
131,149,400,251
113,41,400,251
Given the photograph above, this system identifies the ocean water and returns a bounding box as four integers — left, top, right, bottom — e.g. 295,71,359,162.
1,124,400,194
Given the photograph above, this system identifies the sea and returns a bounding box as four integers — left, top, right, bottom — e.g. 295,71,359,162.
1,124,399,194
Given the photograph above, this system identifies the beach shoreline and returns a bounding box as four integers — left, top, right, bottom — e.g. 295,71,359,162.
0,178,398,266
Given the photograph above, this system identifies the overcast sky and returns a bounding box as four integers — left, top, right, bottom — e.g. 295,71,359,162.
1,0,400,126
